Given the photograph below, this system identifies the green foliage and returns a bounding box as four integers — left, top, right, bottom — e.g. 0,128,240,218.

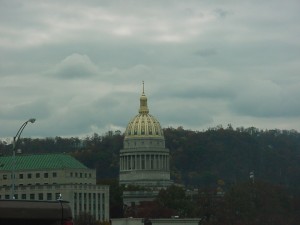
164,126,300,191
214,181,299,225
1,126,299,191
156,185,195,218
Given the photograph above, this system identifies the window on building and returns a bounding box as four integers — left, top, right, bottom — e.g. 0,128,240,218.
3,174,7,180
89,173,92,178
21,194,26,200
27,173,32,179
19,174,24,179
44,173,48,178
36,173,40,178
5,195,10,199
80,173,82,178
70,172,73,177
47,193,52,200
38,193,43,200
53,172,57,177
30,194,35,200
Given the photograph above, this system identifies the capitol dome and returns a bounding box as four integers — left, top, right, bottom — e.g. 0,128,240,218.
119,83,172,190
124,87,164,139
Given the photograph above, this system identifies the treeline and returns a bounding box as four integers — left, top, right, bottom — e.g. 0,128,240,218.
123,182,300,225
165,126,300,192
1,126,300,191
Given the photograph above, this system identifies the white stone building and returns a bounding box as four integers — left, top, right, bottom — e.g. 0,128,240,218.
0,153,109,221
119,84,172,205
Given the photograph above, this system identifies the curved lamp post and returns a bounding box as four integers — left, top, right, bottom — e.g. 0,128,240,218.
11,118,36,199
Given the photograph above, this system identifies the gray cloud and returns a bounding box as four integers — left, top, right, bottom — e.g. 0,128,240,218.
1,0,300,137
46,54,99,79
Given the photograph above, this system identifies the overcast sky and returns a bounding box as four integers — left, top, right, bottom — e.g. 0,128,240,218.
1,0,300,138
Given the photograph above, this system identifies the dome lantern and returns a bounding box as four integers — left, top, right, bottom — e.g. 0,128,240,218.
139,81,149,114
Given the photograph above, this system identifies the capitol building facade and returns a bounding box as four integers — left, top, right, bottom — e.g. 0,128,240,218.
119,84,172,204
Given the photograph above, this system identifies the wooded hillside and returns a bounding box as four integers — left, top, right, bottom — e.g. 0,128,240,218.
1,126,299,192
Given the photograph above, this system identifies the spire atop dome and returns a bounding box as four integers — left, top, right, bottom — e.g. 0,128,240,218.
142,80,145,94
139,81,149,114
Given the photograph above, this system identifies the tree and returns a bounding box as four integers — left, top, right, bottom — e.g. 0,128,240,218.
216,181,293,225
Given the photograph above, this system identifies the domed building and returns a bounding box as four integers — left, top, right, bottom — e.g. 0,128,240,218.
119,84,172,190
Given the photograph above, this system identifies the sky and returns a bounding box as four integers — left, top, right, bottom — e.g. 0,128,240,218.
1,0,300,139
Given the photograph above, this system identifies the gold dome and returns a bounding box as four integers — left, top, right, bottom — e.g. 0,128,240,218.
124,83,164,139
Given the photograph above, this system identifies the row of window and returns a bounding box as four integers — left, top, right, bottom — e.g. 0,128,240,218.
74,192,105,201
2,171,93,180
70,172,92,178
2,172,57,180
0,192,61,200
73,192,106,221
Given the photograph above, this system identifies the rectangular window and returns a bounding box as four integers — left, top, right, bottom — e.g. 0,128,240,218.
5,195,10,199
3,174,7,180
38,193,43,200
19,174,23,179
47,193,52,200
30,194,35,200
22,194,26,200
53,172,57,177
36,173,40,178
27,173,32,179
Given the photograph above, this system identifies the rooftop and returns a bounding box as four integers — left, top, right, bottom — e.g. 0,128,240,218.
0,153,88,171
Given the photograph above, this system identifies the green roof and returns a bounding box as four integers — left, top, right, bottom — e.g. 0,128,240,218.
0,154,88,171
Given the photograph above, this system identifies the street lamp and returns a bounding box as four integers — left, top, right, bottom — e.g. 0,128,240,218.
11,118,36,199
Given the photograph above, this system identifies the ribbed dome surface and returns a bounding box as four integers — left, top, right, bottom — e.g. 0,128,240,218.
124,83,164,139
124,113,164,138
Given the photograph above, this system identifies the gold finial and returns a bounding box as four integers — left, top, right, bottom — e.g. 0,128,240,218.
142,81,145,94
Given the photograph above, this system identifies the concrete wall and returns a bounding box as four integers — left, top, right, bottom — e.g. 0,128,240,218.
111,218,201,225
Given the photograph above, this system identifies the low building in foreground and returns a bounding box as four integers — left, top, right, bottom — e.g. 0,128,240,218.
111,217,202,225
0,153,109,222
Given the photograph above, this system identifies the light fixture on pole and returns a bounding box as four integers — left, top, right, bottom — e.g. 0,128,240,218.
11,118,36,199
